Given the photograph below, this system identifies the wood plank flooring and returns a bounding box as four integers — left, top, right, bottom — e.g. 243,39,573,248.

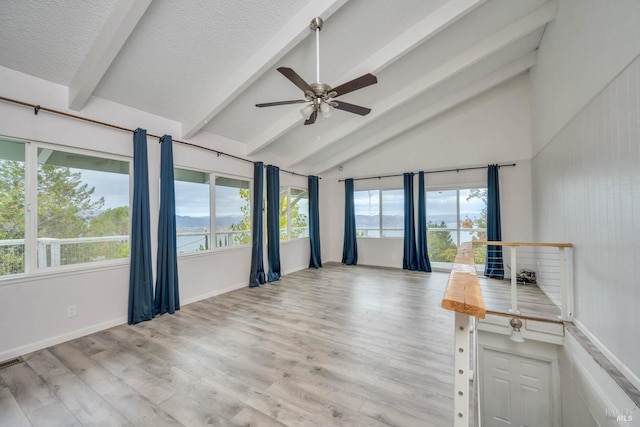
1,264,464,427
479,277,560,320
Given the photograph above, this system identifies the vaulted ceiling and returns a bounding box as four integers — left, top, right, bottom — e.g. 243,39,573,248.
0,0,555,174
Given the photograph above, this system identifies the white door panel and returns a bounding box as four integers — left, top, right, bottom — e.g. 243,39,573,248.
482,348,552,427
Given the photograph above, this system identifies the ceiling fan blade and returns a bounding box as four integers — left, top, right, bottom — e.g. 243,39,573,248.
278,67,313,93
304,109,317,125
331,73,377,98
255,99,307,107
333,101,372,116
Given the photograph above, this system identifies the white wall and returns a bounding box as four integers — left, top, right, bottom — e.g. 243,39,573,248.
322,74,534,266
530,0,640,390
530,0,640,155
0,66,309,361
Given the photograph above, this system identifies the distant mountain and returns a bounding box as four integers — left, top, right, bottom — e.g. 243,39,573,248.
356,215,404,227
176,215,245,229
176,215,209,228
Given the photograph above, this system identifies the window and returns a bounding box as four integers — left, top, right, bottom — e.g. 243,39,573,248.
354,189,403,238
36,148,130,269
0,140,26,276
279,186,309,241
1,140,131,276
174,168,211,254
214,176,251,247
426,187,487,263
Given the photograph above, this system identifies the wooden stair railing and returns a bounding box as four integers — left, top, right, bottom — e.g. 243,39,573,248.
441,242,485,426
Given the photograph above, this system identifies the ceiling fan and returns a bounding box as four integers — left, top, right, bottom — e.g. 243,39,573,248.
255,17,377,125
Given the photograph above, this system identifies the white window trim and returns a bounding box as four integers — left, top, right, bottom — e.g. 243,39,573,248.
212,172,253,251
0,137,133,278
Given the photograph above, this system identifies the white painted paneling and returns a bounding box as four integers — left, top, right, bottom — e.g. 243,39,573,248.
532,55,640,389
482,347,552,427
530,0,640,154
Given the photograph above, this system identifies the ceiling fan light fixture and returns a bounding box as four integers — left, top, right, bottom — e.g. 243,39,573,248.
300,104,315,120
320,101,333,118
256,17,377,126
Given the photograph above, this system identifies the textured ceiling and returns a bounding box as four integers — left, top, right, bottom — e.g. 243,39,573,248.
0,0,555,175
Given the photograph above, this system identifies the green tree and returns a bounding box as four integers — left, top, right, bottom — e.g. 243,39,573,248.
37,164,104,238
88,206,129,236
229,188,252,245
463,188,488,264
427,220,458,262
0,159,130,274
0,160,26,274
87,206,130,259
280,189,308,240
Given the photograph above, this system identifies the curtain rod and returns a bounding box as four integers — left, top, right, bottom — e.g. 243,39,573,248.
338,163,516,182
0,95,315,178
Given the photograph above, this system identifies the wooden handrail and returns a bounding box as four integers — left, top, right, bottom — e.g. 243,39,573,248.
472,241,573,248
441,242,486,319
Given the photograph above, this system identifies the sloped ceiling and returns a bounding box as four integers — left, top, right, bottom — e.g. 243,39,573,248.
0,0,555,175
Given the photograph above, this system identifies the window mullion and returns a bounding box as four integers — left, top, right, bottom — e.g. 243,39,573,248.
24,142,38,273
210,173,215,249
456,188,461,246
379,190,383,238
287,187,291,241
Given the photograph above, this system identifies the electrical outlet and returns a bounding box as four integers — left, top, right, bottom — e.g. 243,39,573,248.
66,305,77,317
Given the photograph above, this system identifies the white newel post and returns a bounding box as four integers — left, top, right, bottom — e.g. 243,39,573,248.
454,312,471,426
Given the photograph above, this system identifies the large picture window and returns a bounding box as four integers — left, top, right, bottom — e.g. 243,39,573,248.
279,186,309,241
36,148,130,269
354,189,403,238
214,176,251,247
174,168,211,254
426,187,487,263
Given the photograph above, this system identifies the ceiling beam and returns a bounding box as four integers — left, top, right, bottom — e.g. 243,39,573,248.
181,0,349,140
68,0,152,111
245,0,487,156
312,52,538,174
286,1,557,168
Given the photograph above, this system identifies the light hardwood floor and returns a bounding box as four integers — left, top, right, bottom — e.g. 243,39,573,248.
1,264,464,427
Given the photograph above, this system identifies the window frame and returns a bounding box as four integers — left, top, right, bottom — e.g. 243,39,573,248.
425,183,488,266
354,187,404,239
0,137,133,279
279,185,309,242
173,166,212,255
212,172,253,251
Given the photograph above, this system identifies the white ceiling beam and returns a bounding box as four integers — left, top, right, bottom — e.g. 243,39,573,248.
245,0,487,156
312,52,538,174
68,0,152,110
182,0,349,140
286,1,557,168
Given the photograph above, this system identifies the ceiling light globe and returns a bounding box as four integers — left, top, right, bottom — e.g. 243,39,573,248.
300,104,314,120
320,102,333,118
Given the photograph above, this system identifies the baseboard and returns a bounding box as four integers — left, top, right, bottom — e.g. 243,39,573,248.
283,264,311,275
0,281,249,364
180,281,247,306
0,316,127,363
573,319,640,393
